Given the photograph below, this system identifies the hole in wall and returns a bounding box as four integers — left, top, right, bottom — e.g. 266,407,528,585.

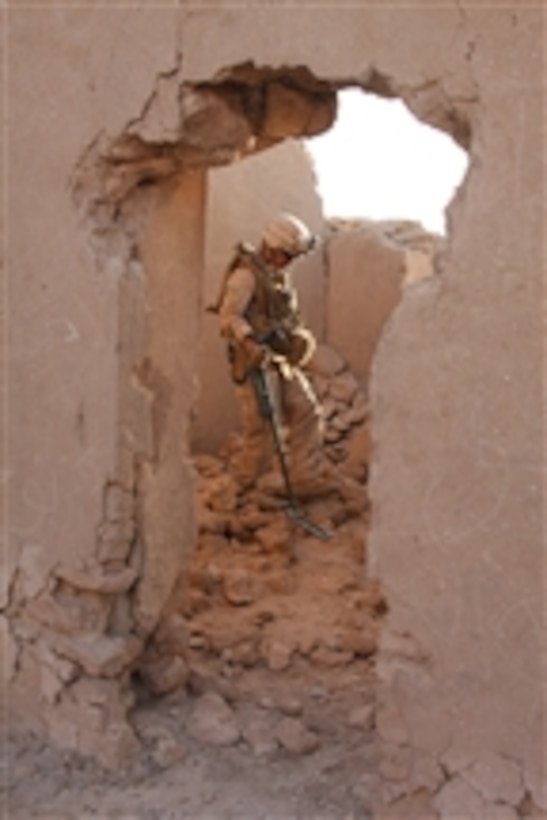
305,87,469,235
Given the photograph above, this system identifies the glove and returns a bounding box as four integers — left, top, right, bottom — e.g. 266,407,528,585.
265,327,292,356
242,335,266,368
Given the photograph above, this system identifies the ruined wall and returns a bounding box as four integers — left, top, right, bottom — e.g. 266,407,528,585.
193,139,325,454
326,222,406,384
3,4,544,812
3,9,205,765
364,13,545,816
3,5,339,765
326,219,441,385
132,173,205,637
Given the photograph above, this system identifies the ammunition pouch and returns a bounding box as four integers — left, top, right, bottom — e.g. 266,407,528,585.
263,327,293,357
227,340,251,384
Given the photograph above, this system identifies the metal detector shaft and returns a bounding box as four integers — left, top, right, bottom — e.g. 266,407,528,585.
249,365,332,540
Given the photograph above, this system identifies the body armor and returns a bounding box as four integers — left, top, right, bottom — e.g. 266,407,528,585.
215,243,315,383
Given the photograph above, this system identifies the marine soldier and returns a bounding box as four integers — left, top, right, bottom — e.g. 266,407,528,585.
215,212,336,498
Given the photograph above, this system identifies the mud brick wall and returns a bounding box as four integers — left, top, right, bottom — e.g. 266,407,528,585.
2,4,544,811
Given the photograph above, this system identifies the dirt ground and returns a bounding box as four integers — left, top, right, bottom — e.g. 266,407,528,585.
4,352,385,820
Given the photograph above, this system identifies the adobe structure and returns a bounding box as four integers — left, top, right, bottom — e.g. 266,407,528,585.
2,4,544,817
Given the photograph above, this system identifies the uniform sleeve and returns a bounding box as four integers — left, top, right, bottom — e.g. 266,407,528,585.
218,266,256,343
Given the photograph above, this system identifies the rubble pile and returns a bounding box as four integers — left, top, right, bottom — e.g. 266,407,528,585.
305,343,371,481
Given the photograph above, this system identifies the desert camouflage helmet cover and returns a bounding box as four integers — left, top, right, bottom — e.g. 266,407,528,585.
262,212,315,257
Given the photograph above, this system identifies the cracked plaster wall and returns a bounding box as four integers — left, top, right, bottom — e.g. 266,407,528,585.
4,8,207,765
3,6,337,766
364,10,544,815
3,3,544,810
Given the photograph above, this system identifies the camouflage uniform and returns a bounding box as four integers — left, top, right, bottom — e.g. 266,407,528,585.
218,248,326,492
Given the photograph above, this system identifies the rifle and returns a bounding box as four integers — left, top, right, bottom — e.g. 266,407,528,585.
248,365,333,541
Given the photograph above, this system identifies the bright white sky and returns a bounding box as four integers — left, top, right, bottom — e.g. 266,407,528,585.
304,89,469,235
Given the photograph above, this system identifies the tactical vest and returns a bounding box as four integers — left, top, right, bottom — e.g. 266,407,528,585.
214,242,301,339
212,243,305,383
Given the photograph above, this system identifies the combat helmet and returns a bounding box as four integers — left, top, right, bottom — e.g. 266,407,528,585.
262,213,316,258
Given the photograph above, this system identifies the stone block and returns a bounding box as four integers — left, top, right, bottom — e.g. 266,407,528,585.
139,655,190,695
262,637,294,672
347,703,375,731
186,691,240,747
375,788,439,820
26,589,111,637
222,567,262,606
329,370,360,404
462,753,525,808
274,717,321,755
50,633,143,678
433,776,485,819
54,563,137,594
306,344,347,379
242,715,279,758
